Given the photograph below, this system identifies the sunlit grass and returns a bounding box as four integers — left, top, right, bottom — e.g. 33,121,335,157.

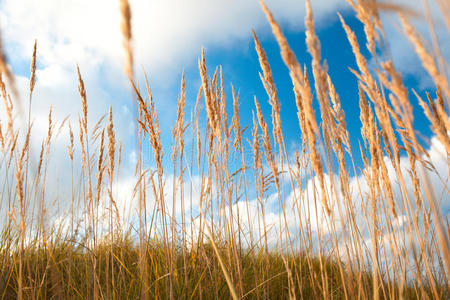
0,0,448,299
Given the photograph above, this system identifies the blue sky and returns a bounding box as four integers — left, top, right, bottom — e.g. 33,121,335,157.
0,0,448,231
134,3,441,175
1,0,445,170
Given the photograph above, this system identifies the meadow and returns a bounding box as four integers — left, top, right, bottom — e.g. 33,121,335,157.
0,0,449,299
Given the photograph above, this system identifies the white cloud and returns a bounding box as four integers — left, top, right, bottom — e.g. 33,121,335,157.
0,0,350,181
220,135,448,275
0,0,346,85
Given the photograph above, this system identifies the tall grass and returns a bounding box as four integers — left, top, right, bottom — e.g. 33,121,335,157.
0,0,449,299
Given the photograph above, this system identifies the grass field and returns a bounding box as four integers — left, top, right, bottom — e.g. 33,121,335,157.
0,0,449,299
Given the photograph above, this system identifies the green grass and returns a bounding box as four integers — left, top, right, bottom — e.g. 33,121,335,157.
1,228,445,299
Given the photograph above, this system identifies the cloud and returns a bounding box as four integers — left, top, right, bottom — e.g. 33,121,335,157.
0,0,346,84
220,135,448,275
0,0,351,181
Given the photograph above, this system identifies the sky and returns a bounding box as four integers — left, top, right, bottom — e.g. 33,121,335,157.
1,0,447,170
0,0,448,250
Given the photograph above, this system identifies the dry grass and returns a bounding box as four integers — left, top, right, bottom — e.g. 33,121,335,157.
0,0,448,299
